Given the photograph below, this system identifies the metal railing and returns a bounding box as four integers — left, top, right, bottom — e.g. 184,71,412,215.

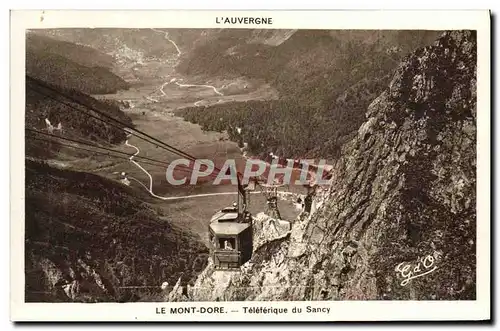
213,249,241,269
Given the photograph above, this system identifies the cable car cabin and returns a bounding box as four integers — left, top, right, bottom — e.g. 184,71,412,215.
209,207,252,270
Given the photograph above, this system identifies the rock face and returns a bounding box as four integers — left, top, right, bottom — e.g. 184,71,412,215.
188,30,477,301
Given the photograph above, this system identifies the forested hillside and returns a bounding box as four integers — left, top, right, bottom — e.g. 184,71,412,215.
25,33,133,155
25,160,208,302
26,32,130,94
25,76,133,158
176,30,440,159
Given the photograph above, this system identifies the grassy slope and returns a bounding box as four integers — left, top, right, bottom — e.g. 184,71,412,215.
176,30,441,159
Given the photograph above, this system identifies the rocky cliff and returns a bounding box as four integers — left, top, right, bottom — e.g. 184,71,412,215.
186,30,477,301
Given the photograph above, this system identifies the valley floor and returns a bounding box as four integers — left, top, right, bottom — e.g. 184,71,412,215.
88,66,300,244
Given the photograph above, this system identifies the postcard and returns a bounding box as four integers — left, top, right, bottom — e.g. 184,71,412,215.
10,9,491,322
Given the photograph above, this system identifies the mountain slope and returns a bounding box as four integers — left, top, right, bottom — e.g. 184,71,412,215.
26,32,115,68
26,33,130,94
24,32,211,302
177,30,440,105
187,30,477,301
26,34,133,159
25,160,209,302
25,76,133,159
176,30,440,159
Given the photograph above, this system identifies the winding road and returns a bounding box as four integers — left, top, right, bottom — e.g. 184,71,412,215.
174,81,223,96
123,135,299,202
150,28,181,57
146,77,224,104
125,136,241,201
147,28,224,104
121,29,302,203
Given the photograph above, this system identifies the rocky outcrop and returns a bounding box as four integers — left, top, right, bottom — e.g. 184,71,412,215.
252,213,291,251
187,30,477,301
